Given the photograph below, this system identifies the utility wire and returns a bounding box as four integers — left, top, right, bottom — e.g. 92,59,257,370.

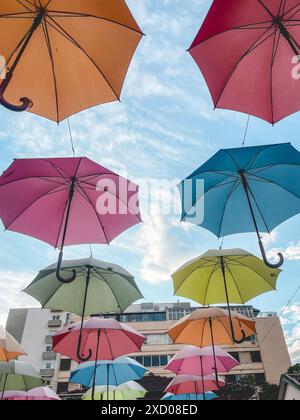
67,118,76,157
242,115,251,147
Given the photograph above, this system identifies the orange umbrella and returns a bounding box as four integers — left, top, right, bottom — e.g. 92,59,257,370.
0,0,143,121
168,307,256,348
0,326,26,362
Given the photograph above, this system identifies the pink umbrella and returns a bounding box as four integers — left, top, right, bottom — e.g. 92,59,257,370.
53,318,146,363
0,158,141,283
2,387,60,400
166,345,239,380
165,375,225,397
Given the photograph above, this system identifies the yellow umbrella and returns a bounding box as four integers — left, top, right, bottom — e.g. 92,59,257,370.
0,326,26,362
0,0,143,121
172,249,280,343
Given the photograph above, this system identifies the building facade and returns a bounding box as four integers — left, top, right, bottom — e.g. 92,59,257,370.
6,302,291,396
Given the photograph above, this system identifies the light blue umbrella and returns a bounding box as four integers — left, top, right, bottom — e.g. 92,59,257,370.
69,357,147,400
162,393,218,401
180,143,300,269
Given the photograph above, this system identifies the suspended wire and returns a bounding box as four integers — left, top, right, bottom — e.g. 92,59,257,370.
219,238,225,250
89,244,93,258
242,115,251,147
67,118,76,157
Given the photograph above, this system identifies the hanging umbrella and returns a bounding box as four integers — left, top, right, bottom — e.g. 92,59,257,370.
24,258,143,362
166,346,240,391
162,392,218,401
172,249,280,343
179,143,300,268
168,307,256,348
53,318,145,363
0,157,142,283
0,0,143,121
2,387,60,401
0,361,43,400
0,325,26,362
82,381,147,401
189,0,300,124
164,375,225,396
70,357,147,401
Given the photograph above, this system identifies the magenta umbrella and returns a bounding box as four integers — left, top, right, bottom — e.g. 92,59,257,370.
165,375,225,398
2,387,60,400
0,157,141,283
166,345,239,395
52,318,146,363
53,318,145,401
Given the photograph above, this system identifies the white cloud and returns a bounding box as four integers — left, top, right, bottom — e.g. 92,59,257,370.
268,241,300,262
281,303,300,364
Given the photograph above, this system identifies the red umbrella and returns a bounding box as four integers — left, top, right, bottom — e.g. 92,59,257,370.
189,0,300,124
165,374,225,396
0,157,141,282
52,318,146,363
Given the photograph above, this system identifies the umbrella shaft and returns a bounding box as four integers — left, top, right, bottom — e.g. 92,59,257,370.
60,177,76,250
1,374,7,400
209,318,219,382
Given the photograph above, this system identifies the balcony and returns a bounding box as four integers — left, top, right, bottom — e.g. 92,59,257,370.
42,351,57,361
48,320,62,328
45,335,53,345
40,369,55,378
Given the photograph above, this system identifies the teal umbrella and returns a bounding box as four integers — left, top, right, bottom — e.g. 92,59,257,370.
0,361,42,400
23,258,143,362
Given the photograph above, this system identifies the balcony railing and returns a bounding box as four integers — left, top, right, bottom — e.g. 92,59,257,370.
48,320,62,328
42,351,57,361
40,369,55,378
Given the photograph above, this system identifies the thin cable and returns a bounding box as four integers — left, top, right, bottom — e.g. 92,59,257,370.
219,238,225,250
89,244,93,258
67,118,76,157
242,115,251,147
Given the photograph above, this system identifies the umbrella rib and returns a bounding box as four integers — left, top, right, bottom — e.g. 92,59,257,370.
46,10,144,36
228,259,277,290
270,25,281,124
217,178,242,238
45,15,121,101
245,182,271,233
0,12,34,19
245,143,288,171
173,261,218,297
0,175,67,189
214,28,276,109
217,318,235,344
4,183,68,231
41,18,60,123
203,262,220,306
16,0,35,14
248,172,300,199
282,1,300,18
223,260,246,304
105,330,116,360
92,270,124,312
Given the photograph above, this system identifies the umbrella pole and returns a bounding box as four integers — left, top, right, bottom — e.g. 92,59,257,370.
92,329,101,401
200,357,206,401
77,268,92,362
238,170,284,269
56,178,77,284
0,9,46,112
209,318,220,388
1,374,7,400
107,365,110,401
220,257,246,345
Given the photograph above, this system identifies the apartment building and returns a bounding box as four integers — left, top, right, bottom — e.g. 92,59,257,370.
6,302,291,395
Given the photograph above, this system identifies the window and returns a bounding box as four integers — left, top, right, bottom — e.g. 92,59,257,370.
254,373,266,383
45,346,52,352
119,312,166,323
145,334,173,345
57,382,69,394
45,363,52,369
168,309,193,321
229,352,240,362
251,352,262,363
133,355,170,367
60,359,72,372
52,315,60,321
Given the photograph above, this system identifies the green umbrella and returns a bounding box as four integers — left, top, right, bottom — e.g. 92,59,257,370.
82,381,147,401
23,258,143,362
0,361,42,400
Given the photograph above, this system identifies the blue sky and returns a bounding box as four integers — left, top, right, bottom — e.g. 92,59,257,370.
0,0,299,363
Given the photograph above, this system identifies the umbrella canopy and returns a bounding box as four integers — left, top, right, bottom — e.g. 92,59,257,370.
24,258,143,363
168,307,256,347
165,375,225,396
52,318,146,363
0,0,143,121
162,392,218,401
173,249,280,305
2,387,60,401
0,361,43,399
0,325,26,362
189,0,300,124
82,381,147,401
70,357,147,389
0,157,141,283
166,346,240,377
179,143,300,268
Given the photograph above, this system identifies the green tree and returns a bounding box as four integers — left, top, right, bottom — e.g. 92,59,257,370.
288,364,300,374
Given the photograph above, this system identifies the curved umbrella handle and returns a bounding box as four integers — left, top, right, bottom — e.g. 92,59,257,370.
76,333,92,363
229,319,246,345
259,239,284,269
56,250,77,284
0,81,33,112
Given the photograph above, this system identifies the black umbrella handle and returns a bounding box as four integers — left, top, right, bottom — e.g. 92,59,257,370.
259,238,284,269
0,81,33,112
76,332,92,363
230,318,246,345
56,250,77,284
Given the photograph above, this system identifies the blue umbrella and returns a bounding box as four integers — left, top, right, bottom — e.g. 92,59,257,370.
69,357,147,400
180,143,300,269
162,393,218,401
